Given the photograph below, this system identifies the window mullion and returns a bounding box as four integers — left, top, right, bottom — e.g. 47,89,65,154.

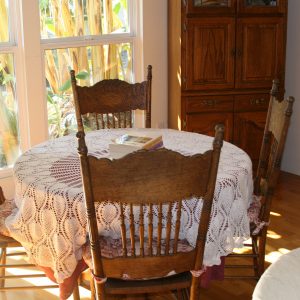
41,34,135,50
18,0,49,146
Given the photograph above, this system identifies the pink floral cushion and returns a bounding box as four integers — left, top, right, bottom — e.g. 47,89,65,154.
247,195,269,235
247,195,262,224
83,236,194,269
0,198,16,237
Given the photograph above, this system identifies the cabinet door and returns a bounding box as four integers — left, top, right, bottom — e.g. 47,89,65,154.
184,18,235,90
186,113,233,141
238,0,287,14
233,111,267,170
235,17,285,89
185,0,236,14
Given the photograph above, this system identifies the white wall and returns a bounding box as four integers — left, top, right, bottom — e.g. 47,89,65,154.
142,0,168,128
281,0,300,175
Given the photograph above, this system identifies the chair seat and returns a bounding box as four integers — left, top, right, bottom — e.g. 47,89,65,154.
105,272,191,295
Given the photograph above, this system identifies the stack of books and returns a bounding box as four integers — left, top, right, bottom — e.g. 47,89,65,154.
109,133,163,159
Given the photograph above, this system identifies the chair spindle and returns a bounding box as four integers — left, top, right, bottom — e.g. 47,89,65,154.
148,203,153,256
139,204,145,257
129,203,135,257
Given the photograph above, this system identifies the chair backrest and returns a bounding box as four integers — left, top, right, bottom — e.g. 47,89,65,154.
254,79,294,223
77,125,224,289
70,65,152,131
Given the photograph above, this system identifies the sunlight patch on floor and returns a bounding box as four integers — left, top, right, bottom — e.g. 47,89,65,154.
265,248,291,264
2,256,91,300
270,211,281,217
267,230,282,239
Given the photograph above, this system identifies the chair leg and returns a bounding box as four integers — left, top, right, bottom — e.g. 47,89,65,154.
251,236,260,278
72,280,81,300
0,247,7,288
258,232,267,277
176,288,189,300
95,281,106,300
90,276,96,300
189,276,200,300
174,289,182,300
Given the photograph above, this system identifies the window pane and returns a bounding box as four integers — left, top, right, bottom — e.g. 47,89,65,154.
45,43,132,138
40,0,129,39
0,53,20,169
0,0,9,43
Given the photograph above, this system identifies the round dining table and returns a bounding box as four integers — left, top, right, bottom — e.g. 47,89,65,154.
6,128,253,284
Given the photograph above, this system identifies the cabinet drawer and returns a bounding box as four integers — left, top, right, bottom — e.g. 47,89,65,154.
186,112,233,142
185,96,233,113
235,94,269,112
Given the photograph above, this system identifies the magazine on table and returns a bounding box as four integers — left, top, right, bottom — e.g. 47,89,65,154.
109,132,163,159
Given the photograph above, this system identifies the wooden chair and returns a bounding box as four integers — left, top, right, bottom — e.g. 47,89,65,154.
76,123,224,299
0,187,81,298
225,79,295,280
70,65,152,130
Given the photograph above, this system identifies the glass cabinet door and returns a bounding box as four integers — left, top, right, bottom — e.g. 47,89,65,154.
238,0,286,13
194,0,229,6
245,0,277,6
186,0,236,14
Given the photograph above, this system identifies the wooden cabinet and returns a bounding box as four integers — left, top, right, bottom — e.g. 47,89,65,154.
168,0,288,170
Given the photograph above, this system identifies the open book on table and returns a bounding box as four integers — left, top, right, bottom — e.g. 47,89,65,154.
109,133,163,159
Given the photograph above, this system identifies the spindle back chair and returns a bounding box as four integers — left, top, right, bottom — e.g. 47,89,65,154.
77,125,224,299
70,65,152,130
225,79,295,279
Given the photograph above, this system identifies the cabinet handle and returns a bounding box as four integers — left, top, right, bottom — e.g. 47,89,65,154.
250,98,266,105
182,0,187,7
231,49,236,57
201,99,217,106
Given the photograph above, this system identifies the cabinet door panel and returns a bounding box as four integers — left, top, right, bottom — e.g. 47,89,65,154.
233,111,267,170
186,113,233,141
184,18,235,90
235,17,285,89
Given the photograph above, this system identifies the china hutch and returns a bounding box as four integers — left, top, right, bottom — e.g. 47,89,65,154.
168,0,288,169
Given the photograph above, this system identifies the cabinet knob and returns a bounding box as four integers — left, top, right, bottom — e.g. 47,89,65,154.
236,49,242,57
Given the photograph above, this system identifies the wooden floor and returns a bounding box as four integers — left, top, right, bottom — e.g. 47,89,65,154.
1,171,299,300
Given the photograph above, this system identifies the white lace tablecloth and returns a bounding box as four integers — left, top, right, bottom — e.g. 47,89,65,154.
6,128,253,283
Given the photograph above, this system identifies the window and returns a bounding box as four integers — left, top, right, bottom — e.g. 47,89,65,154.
0,0,137,171
40,0,134,138
0,0,20,170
